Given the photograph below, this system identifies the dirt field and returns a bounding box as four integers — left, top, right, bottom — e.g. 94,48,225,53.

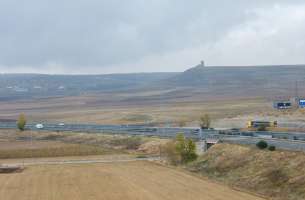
0,94,271,126
0,140,66,150
0,161,265,200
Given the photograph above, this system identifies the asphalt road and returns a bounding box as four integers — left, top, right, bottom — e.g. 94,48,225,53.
0,122,207,138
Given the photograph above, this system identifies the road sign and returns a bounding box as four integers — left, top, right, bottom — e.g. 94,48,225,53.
299,99,305,108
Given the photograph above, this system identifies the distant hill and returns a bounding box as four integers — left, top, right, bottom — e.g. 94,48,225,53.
157,64,305,99
0,73,177,100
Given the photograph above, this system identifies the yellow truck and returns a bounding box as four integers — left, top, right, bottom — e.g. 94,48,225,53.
247,121,277,128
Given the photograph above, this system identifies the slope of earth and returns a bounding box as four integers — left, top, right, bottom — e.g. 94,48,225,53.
159,64,305,98
188,143,305,200
0,161,265,200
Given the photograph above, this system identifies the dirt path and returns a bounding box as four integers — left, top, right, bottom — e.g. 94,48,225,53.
0,161,265,200
1,156,159,166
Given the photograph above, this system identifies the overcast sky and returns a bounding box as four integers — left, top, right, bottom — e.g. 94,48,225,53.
0,0,305,74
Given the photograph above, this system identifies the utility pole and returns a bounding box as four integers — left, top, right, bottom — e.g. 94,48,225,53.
295,81,299,101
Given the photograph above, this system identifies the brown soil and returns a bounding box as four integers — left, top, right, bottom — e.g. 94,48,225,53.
0,161,265,200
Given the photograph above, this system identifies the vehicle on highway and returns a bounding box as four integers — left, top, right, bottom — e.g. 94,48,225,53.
35,124,44,129
247,120,277,128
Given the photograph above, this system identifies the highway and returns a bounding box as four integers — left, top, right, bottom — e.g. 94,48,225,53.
0,122,210,138
2,122,305,152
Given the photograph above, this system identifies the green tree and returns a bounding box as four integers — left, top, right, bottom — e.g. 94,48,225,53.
17,113,27,131
175,133,198,163
183,140,198,162
200,114,211,129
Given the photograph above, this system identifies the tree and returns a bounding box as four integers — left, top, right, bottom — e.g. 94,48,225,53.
17,113,26,131
183,139,198,162
256,140,268,149
162,133,198,164
200,114,211,129
175,133,198,163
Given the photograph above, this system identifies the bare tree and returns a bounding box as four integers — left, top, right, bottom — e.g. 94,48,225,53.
199,114,211,129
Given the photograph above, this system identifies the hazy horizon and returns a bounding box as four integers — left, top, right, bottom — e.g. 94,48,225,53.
0,63,305,75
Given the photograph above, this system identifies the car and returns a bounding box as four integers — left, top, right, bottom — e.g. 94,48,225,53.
35,124,44,129
58,123,65,126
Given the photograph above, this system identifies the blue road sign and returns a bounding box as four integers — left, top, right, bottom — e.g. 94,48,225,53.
299,99,305,108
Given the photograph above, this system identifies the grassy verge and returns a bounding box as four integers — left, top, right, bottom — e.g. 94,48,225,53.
0,144,112,159
0,130,164,159
187,143,305,200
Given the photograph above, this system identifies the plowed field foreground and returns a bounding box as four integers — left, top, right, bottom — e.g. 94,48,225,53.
0,161,265,200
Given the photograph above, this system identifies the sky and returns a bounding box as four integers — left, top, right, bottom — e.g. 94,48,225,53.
0,0,305,74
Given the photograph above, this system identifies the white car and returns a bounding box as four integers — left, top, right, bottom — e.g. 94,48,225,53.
58,123,65,126
35,124,44,129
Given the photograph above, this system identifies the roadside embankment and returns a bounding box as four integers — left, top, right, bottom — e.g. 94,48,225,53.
188,143,305,200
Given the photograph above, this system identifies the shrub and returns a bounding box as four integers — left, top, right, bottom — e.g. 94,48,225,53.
162,141,181,165
178,121,186,127
256,140,268,149
17,113,27,131
109,136,143,150
124,137,143,149
268,145,276,151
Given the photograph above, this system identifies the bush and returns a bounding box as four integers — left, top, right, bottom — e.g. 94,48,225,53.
124,137,143,149
109,136,143,150
268,145,276,151
162,141,181,165
256,140,268,149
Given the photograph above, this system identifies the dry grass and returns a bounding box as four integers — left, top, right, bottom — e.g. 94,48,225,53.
189,143,305,200
0,94,271,125
0,161,265,200
0,144,110,159
0,130,165,159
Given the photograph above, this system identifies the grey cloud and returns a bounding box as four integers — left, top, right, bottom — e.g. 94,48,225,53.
0,0,304,73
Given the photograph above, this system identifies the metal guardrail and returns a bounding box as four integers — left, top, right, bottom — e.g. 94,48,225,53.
0,122,208,139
